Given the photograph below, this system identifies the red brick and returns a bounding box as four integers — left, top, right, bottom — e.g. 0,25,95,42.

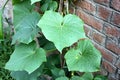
97,5,112,21
106,39,120,55
75,0,96,14
102,60,116,73
92,30,105,45
111,12,120,27
111,0,120,11
93,0,109,6
104,23,120,38
94,43,117,63
76,10,103,31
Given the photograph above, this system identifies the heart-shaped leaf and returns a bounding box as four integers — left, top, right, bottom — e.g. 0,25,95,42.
65,39,101,72
12,12,41,44
5,42,46,74
37,11,86,52
12,1,39,44
11,64,44,80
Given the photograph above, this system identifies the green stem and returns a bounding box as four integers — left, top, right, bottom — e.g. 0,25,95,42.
2,0,10,11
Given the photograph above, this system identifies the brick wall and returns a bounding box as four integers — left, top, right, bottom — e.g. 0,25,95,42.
71,0,120,80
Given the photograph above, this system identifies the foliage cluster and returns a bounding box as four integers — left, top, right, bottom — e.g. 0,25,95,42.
0,0,107,80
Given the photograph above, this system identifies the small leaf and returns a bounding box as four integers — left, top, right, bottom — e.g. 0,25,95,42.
51,68,65,78
37,11,86,52
94,75,108,80
71,76,81,80
65,39,101,72
80,73,93,80
5,42,46,74
11,64,44,80
71,73,93,80
56,77,69,80
31,0,42,5
41,1,58,12
12,12,41,44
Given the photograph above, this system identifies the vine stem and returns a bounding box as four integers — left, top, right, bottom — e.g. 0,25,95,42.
66,0,69,14
58,0,64,14
2,0,10,11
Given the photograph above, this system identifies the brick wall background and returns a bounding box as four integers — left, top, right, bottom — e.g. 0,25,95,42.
70,0,120,80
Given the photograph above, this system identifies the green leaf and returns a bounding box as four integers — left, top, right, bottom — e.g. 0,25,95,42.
5,42,46,74
12,0,27,4
71,76,81,80
31,0,41,4
94,75,108,80
0,10,3,41
37,11,86,52
71,73,93,80
13,0,34,27
11,64,44,80
56,77,69,80
41,1,58,12
80,73,93,80
65,39,101,72
51,68,65,78
12,12,41,44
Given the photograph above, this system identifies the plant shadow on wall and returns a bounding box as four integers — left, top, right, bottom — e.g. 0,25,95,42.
0,0,107,80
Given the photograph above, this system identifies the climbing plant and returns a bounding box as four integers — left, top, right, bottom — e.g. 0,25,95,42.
0,0,103,80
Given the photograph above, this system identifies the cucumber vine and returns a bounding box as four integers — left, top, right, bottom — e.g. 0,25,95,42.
0,0,103,80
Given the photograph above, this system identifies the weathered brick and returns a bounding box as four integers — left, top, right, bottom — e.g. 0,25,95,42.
97,5,112,21
111,0,120,11
94,43,117,64
76,10,103,32
103,23,120,38
111,12,120,27
106,38,120,55
76,0,96,15
115,58,120,69
102,60,116,73
92,30,106,46
93,0,109,6
84,24,92,38
108,73,117,80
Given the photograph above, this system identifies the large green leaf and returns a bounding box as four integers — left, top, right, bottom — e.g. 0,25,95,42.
13,0,34,27
37,11,86,52
65,39,101,72
5,42,46,74
12,1,39,44
31,0,42,4
11,64,44,80
12,12,41,44
0,10,3,40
